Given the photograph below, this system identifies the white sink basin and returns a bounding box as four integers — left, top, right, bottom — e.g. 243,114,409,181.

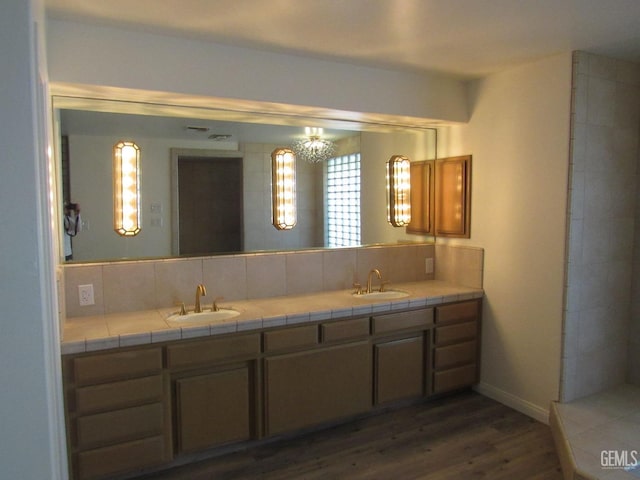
352,289,409,300
167,308,240,324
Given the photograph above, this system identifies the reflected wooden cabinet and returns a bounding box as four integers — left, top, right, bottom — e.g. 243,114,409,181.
406,160,435,235
407,155,472,238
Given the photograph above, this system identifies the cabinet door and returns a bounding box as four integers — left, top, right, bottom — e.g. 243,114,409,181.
406,160,435,235
375,336,424,405
175,367,252,453
435,155,472,238
264,342,372,436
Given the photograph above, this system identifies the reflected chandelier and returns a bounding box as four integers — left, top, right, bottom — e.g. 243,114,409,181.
292,127,336,163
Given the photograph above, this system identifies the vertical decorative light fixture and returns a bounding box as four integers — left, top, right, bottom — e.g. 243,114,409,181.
113,140,141,236
272,147,297,230
386,155,411,227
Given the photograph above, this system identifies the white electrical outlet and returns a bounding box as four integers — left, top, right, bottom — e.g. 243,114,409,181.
78,284,95,306
425,258,434,274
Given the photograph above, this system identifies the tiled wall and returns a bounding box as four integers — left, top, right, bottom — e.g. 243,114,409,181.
562,52,640,401
434,244,484,289
63,243,437,318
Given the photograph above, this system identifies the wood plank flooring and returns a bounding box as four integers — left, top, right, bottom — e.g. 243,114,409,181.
136,391,563,479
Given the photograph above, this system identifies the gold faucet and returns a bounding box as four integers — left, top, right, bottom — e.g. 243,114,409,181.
194,284,207,313
366,268,382,294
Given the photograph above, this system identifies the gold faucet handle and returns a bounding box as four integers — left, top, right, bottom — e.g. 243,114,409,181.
175,302,187,315
379,281,390,292
352,283,363,295
212,296,224,312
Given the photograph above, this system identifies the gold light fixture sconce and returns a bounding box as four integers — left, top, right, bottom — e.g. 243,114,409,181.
113,140,141,236
272,147,297,230
387,155,412,227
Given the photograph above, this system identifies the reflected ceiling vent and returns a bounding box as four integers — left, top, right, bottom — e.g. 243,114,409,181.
208,134,232,141
186,125,210,132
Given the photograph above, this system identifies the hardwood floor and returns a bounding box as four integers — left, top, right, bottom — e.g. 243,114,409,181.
137,391,563,479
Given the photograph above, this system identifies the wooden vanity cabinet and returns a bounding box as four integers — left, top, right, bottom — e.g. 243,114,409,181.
432,299,481,394
166,333,260,454
62,347,170,480
61,298,482,479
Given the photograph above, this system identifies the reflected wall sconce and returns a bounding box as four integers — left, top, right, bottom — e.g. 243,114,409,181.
292,127,336,163
113,140,141,236
272,147,297,230
387,155,411,227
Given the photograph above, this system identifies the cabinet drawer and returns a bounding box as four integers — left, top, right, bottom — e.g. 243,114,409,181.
434,341,476,370
434,321,477,345
321,317,370,343
75,374,164,415
76,402,164,450
166,333,260,369
433,364,477,393
263,324,318,353
373,308,433,334
435,300,479,324
73,348,162,386
76,435,166,480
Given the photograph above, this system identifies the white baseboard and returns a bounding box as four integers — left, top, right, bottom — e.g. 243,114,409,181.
474,382,550,424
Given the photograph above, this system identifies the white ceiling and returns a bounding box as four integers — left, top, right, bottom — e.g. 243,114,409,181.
46,0,640,78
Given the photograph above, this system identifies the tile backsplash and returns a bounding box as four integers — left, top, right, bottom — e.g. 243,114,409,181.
63,243,484,318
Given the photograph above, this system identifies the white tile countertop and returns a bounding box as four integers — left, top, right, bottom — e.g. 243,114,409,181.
61,280,483,355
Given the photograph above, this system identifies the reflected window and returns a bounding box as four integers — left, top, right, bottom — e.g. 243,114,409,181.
325,153,360,247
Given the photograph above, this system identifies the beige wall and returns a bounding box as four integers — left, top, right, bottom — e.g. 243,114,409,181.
438,53,572,420
46,19,469,123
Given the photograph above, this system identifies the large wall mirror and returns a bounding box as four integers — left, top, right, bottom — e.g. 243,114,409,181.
53,88,437,263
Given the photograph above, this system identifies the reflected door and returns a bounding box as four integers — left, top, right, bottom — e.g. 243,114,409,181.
177,156,243,255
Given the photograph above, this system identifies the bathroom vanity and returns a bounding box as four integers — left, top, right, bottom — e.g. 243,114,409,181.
61,283,482,480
